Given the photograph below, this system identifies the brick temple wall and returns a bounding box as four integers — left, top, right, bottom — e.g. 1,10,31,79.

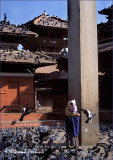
0,76,34,112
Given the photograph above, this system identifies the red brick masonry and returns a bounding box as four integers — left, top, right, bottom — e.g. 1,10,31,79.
0,112,65,129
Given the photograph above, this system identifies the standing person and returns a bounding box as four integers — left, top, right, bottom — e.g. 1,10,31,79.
65,99,80,149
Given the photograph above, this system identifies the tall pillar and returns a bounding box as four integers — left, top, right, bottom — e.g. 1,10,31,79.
68,0,99,145
35,88,37,111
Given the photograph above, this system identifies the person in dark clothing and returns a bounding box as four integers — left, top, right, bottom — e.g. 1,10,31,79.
65,99,80,149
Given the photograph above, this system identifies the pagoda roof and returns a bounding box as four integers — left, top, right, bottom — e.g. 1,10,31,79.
98,5,113,16
0,49,56,65
0,19,38,38
24,13,68,29
98,44,113,53
98,5,113,20
35,64,59,74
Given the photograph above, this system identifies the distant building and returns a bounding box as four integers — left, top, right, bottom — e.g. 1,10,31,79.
97,5,112,121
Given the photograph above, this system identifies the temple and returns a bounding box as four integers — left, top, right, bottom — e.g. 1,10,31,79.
0,15,56,114
0,4,112,130
21,11,68,56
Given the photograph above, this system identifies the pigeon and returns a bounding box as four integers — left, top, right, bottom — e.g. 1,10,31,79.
87,148,93,158
26,133,33,149
99,153,104,160
107,126,112,132
0,137,11,151
103,151,109,159
108,137,113,144
48,137,53,148
108,132,113,138
36,101,42,110
56,155,65,160
11,120,16,125
80,156,85,160
98,143,111,151
91,143,98,150
39,128,52,142
43,147,57,159
61,136,65,141
4,131,15,138
19,104,32,121
93,147,100,154
79,149,85,157
81,109,96,123
0,106,7,112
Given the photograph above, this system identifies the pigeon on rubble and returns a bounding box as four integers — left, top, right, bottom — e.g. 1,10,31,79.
19,104,32,121
0,106,7,112
81,109,96,123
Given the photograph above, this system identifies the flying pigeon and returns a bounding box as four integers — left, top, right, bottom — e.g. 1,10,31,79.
81,109,96,123
11,120,16,125
19,104,32,121
0,106,7,112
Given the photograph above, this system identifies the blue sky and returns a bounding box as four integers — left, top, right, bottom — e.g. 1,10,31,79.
0,0,112,25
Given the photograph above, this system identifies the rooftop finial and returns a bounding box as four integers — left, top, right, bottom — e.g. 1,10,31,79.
44,10,47,15
4,13,7,22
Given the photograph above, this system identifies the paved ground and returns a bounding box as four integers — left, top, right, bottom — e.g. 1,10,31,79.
0,122,113,159
43,122,113,159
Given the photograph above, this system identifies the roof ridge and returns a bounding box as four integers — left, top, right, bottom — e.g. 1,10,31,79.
36,51,56,61
51,16,67,22
33,14,46,24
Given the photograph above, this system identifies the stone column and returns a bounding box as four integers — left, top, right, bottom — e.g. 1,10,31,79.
35,88,37,111
68,0,99,145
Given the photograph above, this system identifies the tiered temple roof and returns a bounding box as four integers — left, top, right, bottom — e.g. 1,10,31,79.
0,14,38,45
0,49,56,65
97,5,113,44
21,12,68,52
24,12,68,29
98,5,113,20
